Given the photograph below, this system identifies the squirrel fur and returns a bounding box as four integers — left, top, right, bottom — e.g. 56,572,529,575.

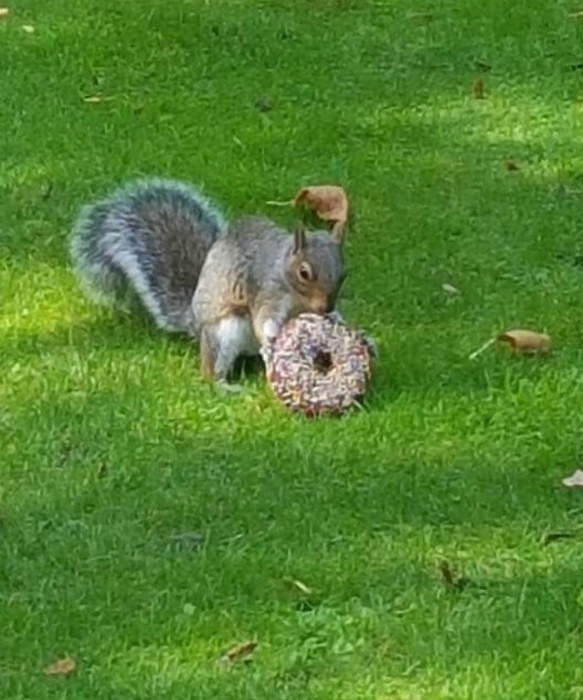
70,179,346,382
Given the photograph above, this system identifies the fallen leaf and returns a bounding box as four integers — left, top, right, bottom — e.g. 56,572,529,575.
562,469,583,487
497,329,551,354
22,24,35,33
96,462,107,479
503,159,520,171
442,283,460,296
294,185,348,236
218,641,257,665
0,8,9,17
570,10,583,18
473,77,485,99
44,657,76,676
284,577,313,595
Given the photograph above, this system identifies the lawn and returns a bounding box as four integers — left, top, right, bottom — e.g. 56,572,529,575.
2,0,583,697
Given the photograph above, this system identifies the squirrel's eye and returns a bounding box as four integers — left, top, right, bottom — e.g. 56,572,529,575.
299,262,312,282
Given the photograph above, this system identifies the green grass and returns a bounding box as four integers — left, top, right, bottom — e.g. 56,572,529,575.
3,0,583,697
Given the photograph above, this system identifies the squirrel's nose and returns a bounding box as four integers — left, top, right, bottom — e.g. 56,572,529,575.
312,293,335,315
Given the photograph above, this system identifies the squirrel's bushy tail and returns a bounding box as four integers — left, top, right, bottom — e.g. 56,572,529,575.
70,179,225,334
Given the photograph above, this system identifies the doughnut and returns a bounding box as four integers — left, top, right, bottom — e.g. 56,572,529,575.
262,313,372,416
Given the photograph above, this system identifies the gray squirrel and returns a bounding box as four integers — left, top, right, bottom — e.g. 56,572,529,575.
70,179,348,384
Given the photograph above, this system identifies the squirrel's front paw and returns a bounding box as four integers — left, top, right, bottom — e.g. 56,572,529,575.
259,340,276,367
262,319,281,344
258,319,281,365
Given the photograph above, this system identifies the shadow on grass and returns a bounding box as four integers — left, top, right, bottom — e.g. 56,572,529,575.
2,386,582,698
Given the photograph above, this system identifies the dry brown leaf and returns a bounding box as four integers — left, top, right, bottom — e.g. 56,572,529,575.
22,24,35,33
44,657,76,676
473,77,485,99
294,185,348,234
562,469,583,487
497,329,551,354
0,8,9,17
218,641,257,665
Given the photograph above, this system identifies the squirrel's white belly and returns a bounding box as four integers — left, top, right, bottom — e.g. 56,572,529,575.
217,315,260,358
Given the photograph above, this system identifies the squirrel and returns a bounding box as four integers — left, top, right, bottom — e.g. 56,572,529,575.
70,179,347,385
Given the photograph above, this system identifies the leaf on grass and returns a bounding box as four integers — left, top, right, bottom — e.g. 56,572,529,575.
0,8,9,17
570,10,583,18
442,283,460,296
473,77,485,99
497,329,551,354
218,641,257,665
295,185,349,236
44,657,76,676
22,24,35,33
562,469,583,487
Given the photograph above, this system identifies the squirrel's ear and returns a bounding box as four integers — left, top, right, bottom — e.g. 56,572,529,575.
331,221,346,244
293,226,307,254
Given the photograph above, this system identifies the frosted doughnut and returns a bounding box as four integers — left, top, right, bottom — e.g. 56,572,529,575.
263,313,372,416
